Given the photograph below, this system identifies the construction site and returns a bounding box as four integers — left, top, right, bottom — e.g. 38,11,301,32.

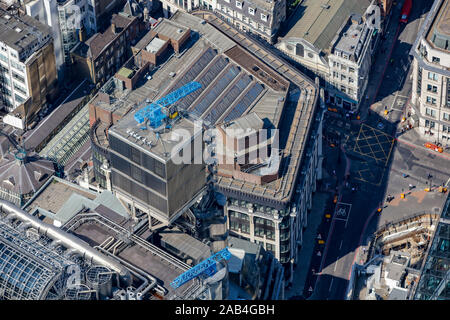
352,202,448,299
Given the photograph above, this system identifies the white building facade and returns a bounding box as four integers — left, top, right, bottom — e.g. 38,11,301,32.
410,0,450,144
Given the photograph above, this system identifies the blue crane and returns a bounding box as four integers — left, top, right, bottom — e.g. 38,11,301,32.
134,81,202,128
170,247,232,289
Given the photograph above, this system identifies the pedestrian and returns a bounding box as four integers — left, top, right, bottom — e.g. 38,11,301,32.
409,183,413,190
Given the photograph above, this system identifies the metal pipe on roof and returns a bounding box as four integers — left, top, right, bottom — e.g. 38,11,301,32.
0,200,131,281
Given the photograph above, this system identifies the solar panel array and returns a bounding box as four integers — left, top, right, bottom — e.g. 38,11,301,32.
191,65,240,117
223,82,264,123
204,74,252,124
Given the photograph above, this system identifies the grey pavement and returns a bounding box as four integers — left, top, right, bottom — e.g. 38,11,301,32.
285,191,330,299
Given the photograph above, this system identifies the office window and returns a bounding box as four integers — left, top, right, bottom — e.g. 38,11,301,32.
154,160,165,178
14,94,24,103
443,125,450,133
341,64,347,71
432,56,440,63
349,67,355,73
341,85,346,93
425,119,435,128
349,77,354,83
426,96,437,105
13,82,26,95
427,84,438,93
12,72,24,83
444,112,450,121
425,108,436,117
130,164,144,183
266,243,275,255
428,72,439,81
341,74,346,81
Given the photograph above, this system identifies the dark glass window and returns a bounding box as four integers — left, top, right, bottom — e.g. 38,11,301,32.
154,160,165,178
143,153,155,172
111,153,130,176
109,135,130,158
130,164,144,183
145,171,166,195
130,146,141,165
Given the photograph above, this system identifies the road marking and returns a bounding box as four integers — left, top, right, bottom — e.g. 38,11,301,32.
334,260,339,272
329,278,334,292
339,240,343,250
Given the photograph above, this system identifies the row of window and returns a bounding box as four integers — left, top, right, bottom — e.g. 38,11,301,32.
332,72,355,84
109,134,166,179
219,5,269,33
425,107,450,121
332,61,355,73
223,0,268,21
112,171,168,214
110,153,167,196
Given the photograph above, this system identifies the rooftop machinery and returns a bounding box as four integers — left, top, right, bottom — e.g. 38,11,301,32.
134,81,202,129
170,247,231,289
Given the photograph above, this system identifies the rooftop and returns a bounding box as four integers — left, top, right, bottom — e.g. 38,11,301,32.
159,228,211,263
0,8,51,60
427,0,450,51
23,79,92,151
23,176,98,214
97,11,317,206
282,0,371,53
332,14,371,62
71,13,136,59
0,150,54,196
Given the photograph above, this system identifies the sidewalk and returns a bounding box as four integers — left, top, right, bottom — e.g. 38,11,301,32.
284,191,331,299
359,7,402,121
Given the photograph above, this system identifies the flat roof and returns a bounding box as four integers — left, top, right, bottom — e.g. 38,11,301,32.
23,176,98,214
427,0,450,51
106,20,288,161
160,228,210,262
99,11,318,206
0,8,51,58
152,19,189,41
282,0,371,52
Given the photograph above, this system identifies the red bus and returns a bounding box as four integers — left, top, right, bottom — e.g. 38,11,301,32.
400,0,412,23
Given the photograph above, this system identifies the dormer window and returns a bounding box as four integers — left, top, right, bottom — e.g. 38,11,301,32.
236,1,242,9
261,13,268,22
248,7,255,15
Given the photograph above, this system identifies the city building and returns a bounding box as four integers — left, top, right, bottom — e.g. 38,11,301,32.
0,9,58,129
276,0,380,111
228,236,284,299
23,0,128,68
70,12,141,87
89,10,322,285
215,0,286,44
327,13,379,111
0,136,55,207
410,0,450,144
413,194,450,300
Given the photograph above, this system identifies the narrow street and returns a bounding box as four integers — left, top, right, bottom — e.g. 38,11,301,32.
301,0,441,300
